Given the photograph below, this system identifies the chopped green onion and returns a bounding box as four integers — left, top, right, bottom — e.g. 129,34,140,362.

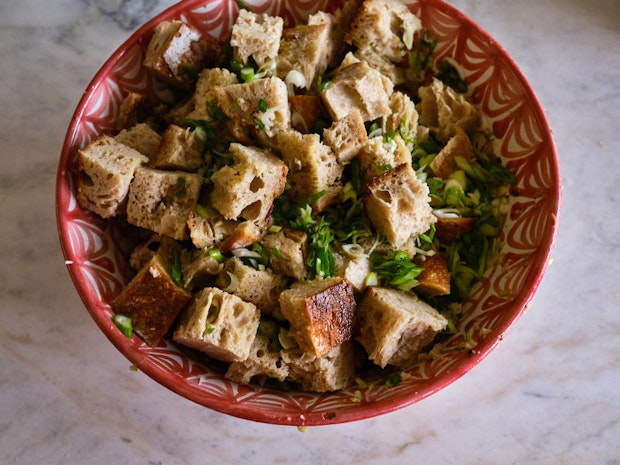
171,249,182,286
112,314,133,338
258,98,268,112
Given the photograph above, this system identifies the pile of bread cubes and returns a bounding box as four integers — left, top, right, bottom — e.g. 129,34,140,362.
76,0,482,392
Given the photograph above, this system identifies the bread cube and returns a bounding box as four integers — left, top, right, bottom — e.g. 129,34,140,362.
273,130,343,211
288,94,322,134
173,287,260,363
220,220,265,252
215,257,287,314
215,77,291,135
357,286,448,369
151,124,202,171
382,91,420,141
320,60,393,122
334,252,371,294
354,47,407,86
225,334,289,385
345,0,422,62
126,167,203,240
277,24,330,91
111,250,192,346
434,215,477,244
114,123,162,161
322,109,368,164
187,67,238,121
417,78,481,143
230,10,283,67
364,163,435,247
429,127,476,179
282,342,355,392
181,248,223,290
415,254,451,297
210,143,288,222
76,135,148,218
260,227,308,281
187,201,239,249
358,134,412,183
143,20,221,88
279,277,356,358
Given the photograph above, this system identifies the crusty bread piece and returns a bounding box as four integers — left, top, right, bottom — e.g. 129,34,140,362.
128,233,180,271
272,129,343,212
215,77,291,135
417,78,481,143
115,92,168,132
356,286,447,369
334,252,371,294
415,254,451,297
126,167,203,240
279,277,356,358
277,24,330,91
358,134,411,183
220,220,265,252
225,334,289,385
152,124,203,171
322,109,368,164
320,60,393,122
173,287,260,363
186,67,238,121
282,342,355,392
143,20,221,88
230,9,283,67
381,91,420,141
187,200,239,249
76,135,148,218
210,143,288,222
354,47,407,86
180,248,222,290
434,215,477,244
345,0,422,62
288,94,322,134
111,249,192,346
114,123,162,161
215,257,287,314
429,127,476,179
364,163,435,247
260,227,308,281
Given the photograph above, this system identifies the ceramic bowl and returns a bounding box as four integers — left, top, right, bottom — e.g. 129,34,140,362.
56,0,560,426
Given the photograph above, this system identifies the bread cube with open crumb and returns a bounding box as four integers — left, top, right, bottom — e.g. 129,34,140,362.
429,127,476,179
186,67,238,121
126,167,203,240
114,123,162,161
364,163,435,248
260,227,308,281
415,254,451,297
322,109,368,164
111,249,192,347
357,286,448,369
279,278,356,358
225,334,289,385
282,342,356,392
76,135,149,218
230,10,283,68
210,143,288,223
151,124,203,171
173,287,260,363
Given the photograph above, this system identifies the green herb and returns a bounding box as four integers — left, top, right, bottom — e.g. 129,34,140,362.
194,203,211,220
206,101,229,122
236,0,250,11
371,250,423,291
408,30,438,75
381,372,403,387
253,117,266,130
112,314,133,338
173,177,186,198
436,59,468,94
258,98,268,112
317,76,332,92
208,248,224,263
171,248,182,286
186,118,216,142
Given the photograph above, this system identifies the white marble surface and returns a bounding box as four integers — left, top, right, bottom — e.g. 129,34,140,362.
1,0,618,463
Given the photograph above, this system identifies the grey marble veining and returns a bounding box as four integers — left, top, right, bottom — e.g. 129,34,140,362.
1,0,619,464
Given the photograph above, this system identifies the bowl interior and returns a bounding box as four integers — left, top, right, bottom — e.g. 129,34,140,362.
56,0,560,426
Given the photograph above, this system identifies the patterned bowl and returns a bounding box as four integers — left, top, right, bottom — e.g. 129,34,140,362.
56,0,560,425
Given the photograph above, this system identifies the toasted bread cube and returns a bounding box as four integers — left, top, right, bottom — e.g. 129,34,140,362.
434,215,477,244
173,287,260,362
225,334,289,385
114,123,162,161
215,257,287,314
126,167,203,240
429,127,476,179
210,143,288,222
417,78,481,143
320,60,393,122
334,252,371,294
382,91,420,141
345,0,422,62
187,67,238,121
115,92,168,132
415,254,451,297
322,109,368,164
260,227,308,281
128,233,180,271
277,24,330,91
358,134,413,183
273,130,343,211
187,200,239,249
230,10,283,67
364,164,435,248
220,220,265,252
152,124,202,171
215,77,291,135
111,250,192,346
76,135,149,218
288,94,322,134
357,286,448,369
279,277,356,358
144,20,220,88
354,48,407,86
180,248,222,291
282,342,355,392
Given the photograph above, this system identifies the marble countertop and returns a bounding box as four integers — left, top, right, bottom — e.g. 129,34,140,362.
1,0,618,463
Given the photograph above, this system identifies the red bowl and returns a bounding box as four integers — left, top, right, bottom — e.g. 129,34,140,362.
56,0,560,426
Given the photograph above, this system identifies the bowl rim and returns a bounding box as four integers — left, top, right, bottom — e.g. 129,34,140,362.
56,0,561,426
